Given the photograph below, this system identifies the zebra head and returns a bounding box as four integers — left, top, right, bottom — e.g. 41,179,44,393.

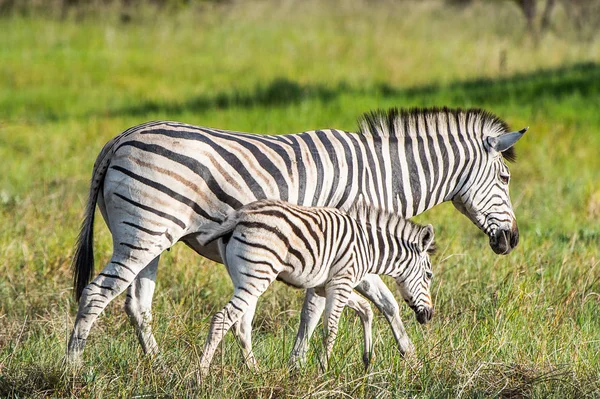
451,126,527,255
395,224,435,325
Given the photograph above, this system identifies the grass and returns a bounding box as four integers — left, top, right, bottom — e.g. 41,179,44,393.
0,0,599,397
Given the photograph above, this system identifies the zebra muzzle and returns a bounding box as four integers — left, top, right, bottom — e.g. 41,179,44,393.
489,222,519,255
415,306,434,324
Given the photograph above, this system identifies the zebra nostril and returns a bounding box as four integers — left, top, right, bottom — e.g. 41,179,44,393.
510,225,519,248
490,231,498,245
490,228,514,255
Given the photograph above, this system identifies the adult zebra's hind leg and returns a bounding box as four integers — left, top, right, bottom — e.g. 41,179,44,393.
67,246,166,364
124,256,160,356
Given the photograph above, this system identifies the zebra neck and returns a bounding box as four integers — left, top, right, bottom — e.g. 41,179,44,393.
353,133,471,217
360,222,400,276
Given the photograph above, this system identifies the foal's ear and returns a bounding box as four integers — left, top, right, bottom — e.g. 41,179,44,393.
419,224,435,253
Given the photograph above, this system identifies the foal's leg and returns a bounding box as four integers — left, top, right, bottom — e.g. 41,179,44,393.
232,302,258,371
322,280,354,367
292,290,376,367
292,277,402,366
199,288,270,376
199,253,276,376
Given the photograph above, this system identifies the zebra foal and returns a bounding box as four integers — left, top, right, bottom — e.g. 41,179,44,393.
194,200,436,375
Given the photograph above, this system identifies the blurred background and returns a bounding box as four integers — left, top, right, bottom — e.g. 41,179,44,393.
0,0,599,397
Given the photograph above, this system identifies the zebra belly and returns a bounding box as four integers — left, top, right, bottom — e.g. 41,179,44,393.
276,270,330,290
182,234,223,263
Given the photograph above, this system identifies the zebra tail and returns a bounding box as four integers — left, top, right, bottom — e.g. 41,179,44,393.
73,144,114,302
195,216,239,247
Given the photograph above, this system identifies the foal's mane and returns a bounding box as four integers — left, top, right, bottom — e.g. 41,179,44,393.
345,201,436,255
357,107,516,162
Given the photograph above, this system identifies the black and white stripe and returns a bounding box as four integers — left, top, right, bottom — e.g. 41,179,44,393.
194,200,435,373
66,108,526,364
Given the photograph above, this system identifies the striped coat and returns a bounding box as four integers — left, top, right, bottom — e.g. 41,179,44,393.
194,199,435,373
67,108,526,364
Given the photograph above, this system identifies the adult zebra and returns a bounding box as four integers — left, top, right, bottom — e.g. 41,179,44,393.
67,107,526,363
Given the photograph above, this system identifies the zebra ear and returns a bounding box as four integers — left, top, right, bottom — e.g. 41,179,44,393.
486,127,528,153
419,224,435,253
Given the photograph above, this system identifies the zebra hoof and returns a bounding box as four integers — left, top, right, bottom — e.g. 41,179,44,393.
151,354,170,374
63,353,83,371
362,352,373,370
398,336,415,358
288,353,307,369
198,364,210,379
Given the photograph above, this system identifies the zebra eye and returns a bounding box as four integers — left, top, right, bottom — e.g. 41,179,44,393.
499,173,510,185
425,271,433,279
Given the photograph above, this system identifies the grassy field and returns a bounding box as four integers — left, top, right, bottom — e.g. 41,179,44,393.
1,0,599,397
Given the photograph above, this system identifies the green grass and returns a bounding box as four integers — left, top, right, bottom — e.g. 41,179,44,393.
1,0,599,397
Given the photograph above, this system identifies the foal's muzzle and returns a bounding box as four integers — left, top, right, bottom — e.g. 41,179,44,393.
489,220,519,255
415,306,434,325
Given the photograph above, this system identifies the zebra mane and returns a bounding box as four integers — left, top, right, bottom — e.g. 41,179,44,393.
357,107,516,162
345,201,436,255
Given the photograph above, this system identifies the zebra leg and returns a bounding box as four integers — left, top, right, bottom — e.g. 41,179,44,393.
199,288,263,377
67,250,162,364
322,281,353,367
232,302,258,371
124,256,160,356
355,274,415,356
290,288,326,366
199,249,276,377
346,292,374,369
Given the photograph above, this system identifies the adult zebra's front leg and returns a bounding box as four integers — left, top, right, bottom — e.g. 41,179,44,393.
355,274,414,356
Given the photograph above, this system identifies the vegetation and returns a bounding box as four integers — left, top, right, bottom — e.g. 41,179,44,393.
0,0,599,397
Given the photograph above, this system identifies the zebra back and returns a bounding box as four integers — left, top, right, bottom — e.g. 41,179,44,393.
73,107,523,296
